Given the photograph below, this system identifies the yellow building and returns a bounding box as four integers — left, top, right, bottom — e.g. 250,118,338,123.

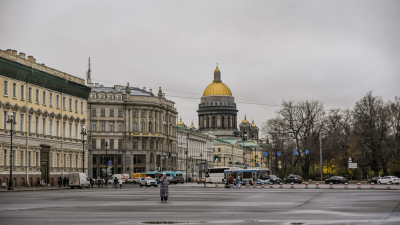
0,49,91,187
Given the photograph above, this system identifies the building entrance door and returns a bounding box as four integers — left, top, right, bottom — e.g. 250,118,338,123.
41,161,48,184
40,144,51,185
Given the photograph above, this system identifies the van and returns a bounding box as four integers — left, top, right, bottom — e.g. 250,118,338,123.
69,172,90,189
107,174,129,184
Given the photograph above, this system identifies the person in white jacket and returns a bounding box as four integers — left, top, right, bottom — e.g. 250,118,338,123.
118,179,123,189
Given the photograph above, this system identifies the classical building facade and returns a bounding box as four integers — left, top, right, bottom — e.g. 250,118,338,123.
197,65,239,138
0,49,90,187
87,68,178,179
177,119,213,181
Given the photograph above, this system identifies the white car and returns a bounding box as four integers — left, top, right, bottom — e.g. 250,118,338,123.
139,178,158,187
377,176,400,185
127,177,142,184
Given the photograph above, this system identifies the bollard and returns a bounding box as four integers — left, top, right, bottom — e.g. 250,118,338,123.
357,183,361,189
215,182,218,187
253,183,257,188
279,183,283,189
315,183,320,189
246,183,250,188
261,182,265,188
344,183,349,189
386,183,391,190
305,183,309,189
290,182,295,189
329,182,333,189
370,183,374,189
269,183,274,189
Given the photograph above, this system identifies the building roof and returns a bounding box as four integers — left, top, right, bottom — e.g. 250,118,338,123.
91,86,155,97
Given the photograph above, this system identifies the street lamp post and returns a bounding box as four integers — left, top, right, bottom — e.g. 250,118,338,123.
319,132,323,181
7,112,16,190
185,150,188,183
105,141,108,185
80,126,87,174
200,153,206,187
242,153,245,167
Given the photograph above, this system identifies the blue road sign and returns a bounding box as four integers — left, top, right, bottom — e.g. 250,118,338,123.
277,151,281,156
257,163,260,167
108,160,112,166
294,150,298,155
263,152,268,156
305,150,309,154
246,164,249,167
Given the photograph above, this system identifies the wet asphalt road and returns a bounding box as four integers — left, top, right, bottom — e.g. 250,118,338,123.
0,183,399,225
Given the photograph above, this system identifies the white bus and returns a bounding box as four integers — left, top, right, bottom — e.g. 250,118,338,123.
206,167,238,184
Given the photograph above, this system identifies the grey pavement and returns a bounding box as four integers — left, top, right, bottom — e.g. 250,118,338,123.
0,183,399,225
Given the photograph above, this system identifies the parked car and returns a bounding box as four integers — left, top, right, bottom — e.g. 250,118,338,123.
283,175,303,184
377,176,400,185
265,175,282,184
139,177,158,187
325,176,348,184
170,176,184,184
69,172,90,189
367,177,382,184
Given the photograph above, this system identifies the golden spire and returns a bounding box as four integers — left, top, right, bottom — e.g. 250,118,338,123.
251,119,257,127
189,120,196,129
178,117,185,125
242,115,249,124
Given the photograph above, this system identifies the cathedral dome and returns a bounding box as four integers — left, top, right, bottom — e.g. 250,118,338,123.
241,115,249,124
203,82,232,96
178,117,185,125
251,120,257,127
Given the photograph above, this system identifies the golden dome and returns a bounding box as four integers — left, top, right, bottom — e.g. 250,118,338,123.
251,120,257,127
178,117,185,125
242,115,249,124
189,121,196,129
203,82,232,96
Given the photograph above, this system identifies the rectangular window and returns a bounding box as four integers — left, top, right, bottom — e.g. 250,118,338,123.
49,119,53,136
110,139,114,150
118,109,123,117
3,150,7,166
75,124,78,139
101,108,105,116
76,155,78,168
4,80,9,95
148,111,152,118
218,148,221,152
56,95,60,108
69,123,72,138
100,121,105,131
109,122,114,132
150,140,154,150
91,109,96,116
69,98,72,111
36,152,39,166
36,89,40,103
3,111,8,130
21,84,25,100
20,150,24,166
63,122,66,137
35,117,39,133
91,122,96,131
13,150,16,166
109,109,114,117
141,110,145,117
57,153,60,167
56,121,59,136
142,140,146,150
28,115,32,133
43,91,46,105
42,118,46,135
50,152,53,167
70,154,72,168
13,83,17,98
29,151,32,167
118,139,123,150
132,140,138,150
75,100,78,112
63,154,66,167
92,139,96,149
28,87,32,101
132,110,136,117
20,114,24,132
101,139,105,149
93,156,97,164
118,122,123,132
49,93,53,106
132,121,137,132
81,102,84,114
62,96,66,109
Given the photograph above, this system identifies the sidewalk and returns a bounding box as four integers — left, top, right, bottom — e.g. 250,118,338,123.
0,185,112,192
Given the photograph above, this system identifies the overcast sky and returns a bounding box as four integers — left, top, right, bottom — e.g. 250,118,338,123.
1,0,399,134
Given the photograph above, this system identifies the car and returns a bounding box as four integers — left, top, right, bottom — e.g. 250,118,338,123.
283,175,303,184
170,176,184,184
139,178,158,187
127,177,142,184
325,176,348,184
377,176,400,185
69,172,90,189
265,175,282,184
367,177,382,184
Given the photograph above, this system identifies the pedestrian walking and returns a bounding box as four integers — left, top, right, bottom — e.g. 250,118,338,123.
118,179,123,189
228,175,234,189
58,176,62,188
114,177,118,189
97,178,101,188
89,178,94,188
101,179,104,188
63,177,67,187
160,173,170,202
236,176,240,189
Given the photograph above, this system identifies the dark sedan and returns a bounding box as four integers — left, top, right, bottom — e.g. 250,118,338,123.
325,176,348,184
367,177,381,184
283,175,303,184
170,176,184,184
265,175,282,184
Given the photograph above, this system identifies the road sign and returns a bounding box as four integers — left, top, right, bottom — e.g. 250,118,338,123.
349,163,357,168
263,152,268,156
256,163,260,167
305,150,309,154
108,160,112,166
278,161,281,165
278,165,282,169
187,169,191,173
277,151,281,156
349,157,352,163
197,160,201,165
294,150,298,155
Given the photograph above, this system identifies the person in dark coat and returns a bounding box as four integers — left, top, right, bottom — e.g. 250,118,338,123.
63,177,67,187
114,177,118,189
228,175,234,189
57,176,62,188
160,173,170,202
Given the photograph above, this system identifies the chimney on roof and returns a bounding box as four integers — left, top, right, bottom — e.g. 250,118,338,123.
11,50,17,55
27,56,36,62
149,89,152,93
6,49,12,54
18,52,26,59
95,83,99,87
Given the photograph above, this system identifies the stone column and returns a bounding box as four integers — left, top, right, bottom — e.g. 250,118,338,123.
217,115,221,128
208,115,212,128
224,115,228,129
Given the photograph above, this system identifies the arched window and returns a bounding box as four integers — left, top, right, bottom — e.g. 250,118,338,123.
132,121,137,132
141,121,145,132
148,122,152,133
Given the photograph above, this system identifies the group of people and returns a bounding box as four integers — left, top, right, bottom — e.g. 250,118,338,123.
57,177,68,188
227,175,241,189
